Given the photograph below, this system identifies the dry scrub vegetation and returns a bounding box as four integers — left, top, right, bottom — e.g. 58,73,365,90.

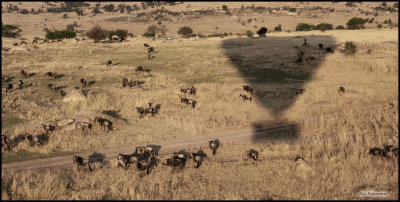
2,1,398,200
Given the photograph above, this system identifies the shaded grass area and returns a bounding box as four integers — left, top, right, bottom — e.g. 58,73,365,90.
2,150,75,164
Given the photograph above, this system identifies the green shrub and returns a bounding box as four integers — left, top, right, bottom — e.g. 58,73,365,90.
274,24,282,32
296,23,312,31
177,26,193,38
246,30,254,38
289,8,296,12
86,25,108,42
45,30,76,40
377,23,382,29
346,17,366,29
142,32,155,38
344,41,357,55
108,29,128,40
257,27,268,37
222,5,228,11
2,24,22,38
103,4,115,12
20,9,29,14
314,23,333,31
335,25,345,29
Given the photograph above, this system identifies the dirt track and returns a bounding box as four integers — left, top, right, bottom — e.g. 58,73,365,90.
2,100,394,173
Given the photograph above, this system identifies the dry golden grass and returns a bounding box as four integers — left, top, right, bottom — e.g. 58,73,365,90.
1,2,398,200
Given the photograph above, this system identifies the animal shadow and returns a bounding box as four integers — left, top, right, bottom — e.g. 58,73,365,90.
55,74,65,79
147,144,162,156
28,73,36,77
55,86,67,91
88,152,106,163
3,76,15,83
87,81,96,87
101,110,128,123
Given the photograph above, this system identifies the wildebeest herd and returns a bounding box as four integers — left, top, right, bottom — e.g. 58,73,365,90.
72,138,262,174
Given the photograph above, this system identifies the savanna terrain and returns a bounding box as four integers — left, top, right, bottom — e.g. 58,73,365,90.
1,1,398,200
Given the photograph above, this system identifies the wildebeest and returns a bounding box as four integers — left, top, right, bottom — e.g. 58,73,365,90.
106,60,112,67
137,159,151,174
76,122,92,133
239,94,252,102
190,152,202,168
94,117,113,132
18,80,23,89
127,79,138,87
191,100,197,109
32,39,38,44
45,72,57,79
338,87,345,94
369,147,384,156
21,70,28,78
47,83,55,90
181,98,191,104
73,155,91,171
181,88,190,93
59,90,67,96
6,83,13,93
122,78,129,87
118,153,138,168
41,123,55,134
319,43,323,50
189,86,197,95
209,140,219,156
296,88,306,95
20,41,27,45
383,145,399,159
136,107,145,118
1,135,12,151
24,134,43,147
80,78,87,87
13,42,18,46
135,66,146,73
243,85,253,95
163,156,186,171
326,47,334,53
247,149,259,161
135,146,156,157
144,43,150,48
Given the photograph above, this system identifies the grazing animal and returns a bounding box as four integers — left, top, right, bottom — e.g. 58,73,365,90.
136,107,145,118
94,117,113,132
118,153,138,167
41,123,55,133
76,122,92,133
338,87,345,94
296,88,306,95
135,146,156,157
189,86,197,95
45,72,57,79
20,41,27,45
32,39,38,44
164,157,186,171
73,155,91,171
247,149,259,161
137,159,150,174
190,152,202,168
6,83,13,93
21,70,28,78
383,145,398,159
1,135,12,151
24,134,43,146
181,98,190,104
209,140,219,156
122,78,129,87
47,83,55,90
239,94,252,102
128,79,138,87
18,80,23,89
106,60,112,67
181,88,190,93
325,47,334,53
144,43,150,48
13,42,19,46
243,85,253,95
319,43,323,50
80,78,87,87
191,100,197,109
60,90,66,96
135,66,146,73
369,147,384,156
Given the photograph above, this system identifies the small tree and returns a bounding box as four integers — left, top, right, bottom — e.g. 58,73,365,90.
222,5,228,11
103,4,115,12
2,24,22,38
274,24,282,32
108,29,128,41
86,25,108,43
178,26,193,38
257,27,268,37
344,41,357,56
346,17,366,29
246,30,254,38
377,23,382,29
335,25,345,29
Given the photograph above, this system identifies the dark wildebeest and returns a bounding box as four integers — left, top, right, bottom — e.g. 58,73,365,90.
94,117,113,132
181,88,190,93
181,98,191,104
135,66,146,73
18,80,23,90
76,122,92,133
21,70,28,78
163,157,186,171
296,88,306,95
239,94,252,102
118,153,138,168
306,56,316,61
13,42,18,46
60,90,67,96
189,86,197,95
20,41,27,45
1,135,12,151
106,60,112,67
32,39,38,44
383,145,399,159
319,43,323,50
243,85,253,95
80,78,87,87
144,43,150,48
326,47,334,53
6,83,13,93
135,146,156,157
136,107,145,118
369,147,384,157
191,100,197,109
247,149,259,161
41,123,55,134
122,78,129,87
45,72,57,79
137,159,151,174
209,140,219,156
338,87,345,94
24,134,43,146
128,79,138,87
73,155,91,171
190,152,202,168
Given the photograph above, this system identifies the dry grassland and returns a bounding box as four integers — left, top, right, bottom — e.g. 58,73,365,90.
1,1,398,200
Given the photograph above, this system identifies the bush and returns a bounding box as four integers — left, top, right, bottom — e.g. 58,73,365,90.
289,8,296,12
63,13,68,18
2,24,22,38
103,4,115,12
347,17,366,29
344,41,357,55
45,30,76,40
177,26,193,38
222,5,228,11
368,18,374,23
86,25,108,42
142,32,155,38
20,9,29,14
296,23,312,31
274,24,282,32
335,25,345,29
108,29,128,40
246,30,254,38
257,27,268,37
92,8,100,14
66,24,75,31
314,23,333,31
75,9,83,16
377,23,382,29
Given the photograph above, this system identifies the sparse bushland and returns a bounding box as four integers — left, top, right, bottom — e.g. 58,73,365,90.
2,24,22,38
